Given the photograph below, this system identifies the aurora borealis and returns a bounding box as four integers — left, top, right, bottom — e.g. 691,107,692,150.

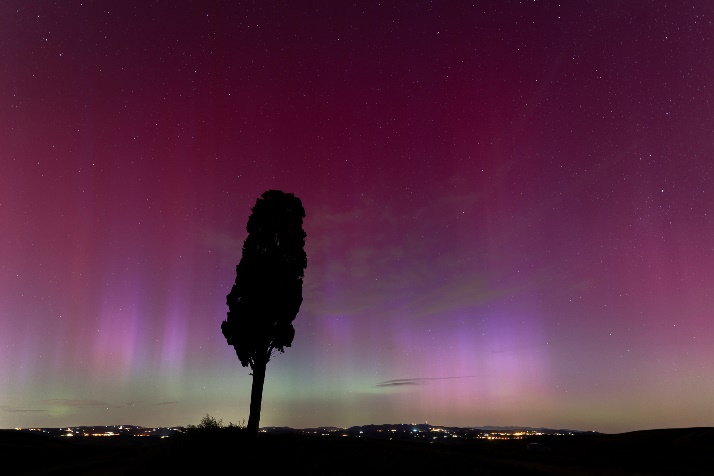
1,1,713,433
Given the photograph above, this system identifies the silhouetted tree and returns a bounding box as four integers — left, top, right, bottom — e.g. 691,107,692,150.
222,190,307,438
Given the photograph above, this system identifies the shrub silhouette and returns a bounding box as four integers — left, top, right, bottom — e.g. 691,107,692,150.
191,414,223,431
184,414,246,441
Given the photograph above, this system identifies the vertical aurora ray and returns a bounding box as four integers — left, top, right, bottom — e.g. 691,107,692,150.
157,285,190,396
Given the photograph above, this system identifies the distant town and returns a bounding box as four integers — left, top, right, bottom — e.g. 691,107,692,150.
14,423,598,441
16,425,181,439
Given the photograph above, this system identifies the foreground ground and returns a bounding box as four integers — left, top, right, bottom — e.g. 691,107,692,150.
2,427,713,475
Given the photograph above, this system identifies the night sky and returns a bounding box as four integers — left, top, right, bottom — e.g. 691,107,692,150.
2,1,713,433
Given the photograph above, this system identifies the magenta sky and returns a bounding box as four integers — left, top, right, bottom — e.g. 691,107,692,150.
1,1,713,433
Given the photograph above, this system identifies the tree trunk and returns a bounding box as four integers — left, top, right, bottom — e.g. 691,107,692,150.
247,359,267,438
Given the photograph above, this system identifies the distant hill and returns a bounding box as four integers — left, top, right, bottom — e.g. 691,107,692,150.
4,426,713,474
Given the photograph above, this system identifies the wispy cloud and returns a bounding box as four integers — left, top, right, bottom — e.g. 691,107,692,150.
376,376,476,388
40,399,121,409
203,229,245,259
0,405,47,413
156,401,179,406
377,380,422,387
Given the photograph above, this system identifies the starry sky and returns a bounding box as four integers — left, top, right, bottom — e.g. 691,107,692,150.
2,1,713,434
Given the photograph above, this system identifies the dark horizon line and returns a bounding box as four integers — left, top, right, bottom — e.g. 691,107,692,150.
9,422,711,435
